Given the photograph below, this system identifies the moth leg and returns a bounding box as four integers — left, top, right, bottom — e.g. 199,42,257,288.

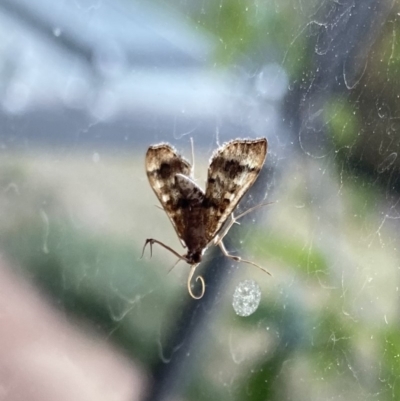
141,238,187,262
234,201,274,221
213,214,238,246
187,263,205,299
214,201,275,246
167,256,186,273
218,240,271,276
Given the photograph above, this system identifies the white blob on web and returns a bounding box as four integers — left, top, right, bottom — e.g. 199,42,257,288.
232,280,261,317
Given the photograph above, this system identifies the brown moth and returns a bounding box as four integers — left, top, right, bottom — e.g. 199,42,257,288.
142,138,270,299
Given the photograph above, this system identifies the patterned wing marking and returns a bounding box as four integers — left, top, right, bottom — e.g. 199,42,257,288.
145,144,194,243
203,138,267,242
175,174,205,204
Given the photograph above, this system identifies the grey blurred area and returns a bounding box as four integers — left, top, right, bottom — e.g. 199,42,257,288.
0,0,287,151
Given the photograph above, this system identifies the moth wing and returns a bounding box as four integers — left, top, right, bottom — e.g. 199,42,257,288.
175,174,205,203
204,138,267,242
145,144,200,244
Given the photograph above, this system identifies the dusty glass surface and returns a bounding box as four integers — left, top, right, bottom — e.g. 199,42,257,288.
0,0,399,400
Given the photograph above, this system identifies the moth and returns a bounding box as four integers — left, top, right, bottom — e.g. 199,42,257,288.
142,138,270,299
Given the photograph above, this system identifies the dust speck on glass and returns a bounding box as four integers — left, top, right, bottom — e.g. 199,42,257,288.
232,280,262,317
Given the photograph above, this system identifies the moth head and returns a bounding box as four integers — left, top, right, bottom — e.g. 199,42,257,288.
186,250,203,264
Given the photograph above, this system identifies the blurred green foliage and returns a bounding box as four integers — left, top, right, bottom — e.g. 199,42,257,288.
326,97,360,149
253,232,329,275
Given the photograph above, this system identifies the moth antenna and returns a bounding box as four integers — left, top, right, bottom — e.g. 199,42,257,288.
187,263,205,299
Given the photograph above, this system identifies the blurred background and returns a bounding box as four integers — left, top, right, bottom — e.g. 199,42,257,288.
0,0,400,400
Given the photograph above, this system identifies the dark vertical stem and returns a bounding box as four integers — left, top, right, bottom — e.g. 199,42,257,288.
142,247,231,401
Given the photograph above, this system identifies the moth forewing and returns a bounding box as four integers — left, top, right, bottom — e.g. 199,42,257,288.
203,138,267,242
145,144,193,244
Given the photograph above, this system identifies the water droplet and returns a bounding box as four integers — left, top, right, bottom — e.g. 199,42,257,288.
53,27,62,37
232,280,261,317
